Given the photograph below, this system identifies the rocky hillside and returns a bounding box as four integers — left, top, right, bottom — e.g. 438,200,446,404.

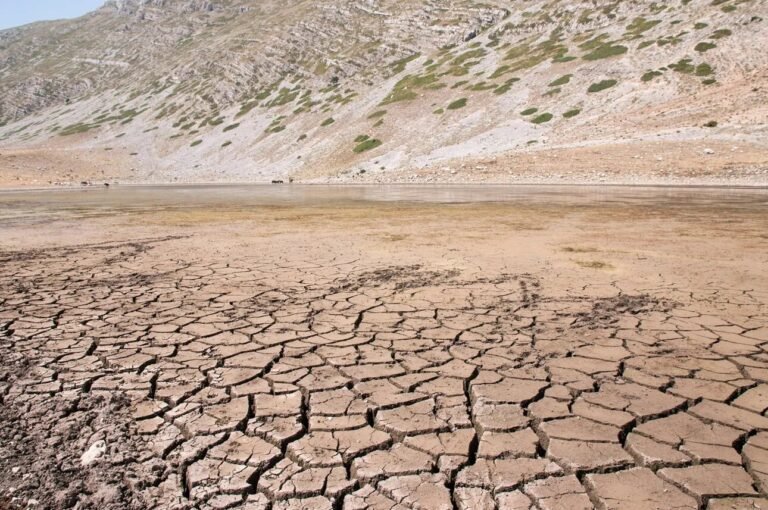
0,0,767,186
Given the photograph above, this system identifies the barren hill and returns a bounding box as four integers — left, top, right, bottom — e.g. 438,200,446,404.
0,0,767,186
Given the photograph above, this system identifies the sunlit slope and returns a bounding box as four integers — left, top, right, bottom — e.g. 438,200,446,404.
0,0,766,183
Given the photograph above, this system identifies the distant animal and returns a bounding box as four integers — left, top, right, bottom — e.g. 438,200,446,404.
271,180,284,184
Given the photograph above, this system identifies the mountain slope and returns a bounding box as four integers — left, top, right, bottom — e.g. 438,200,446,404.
0,0,767,186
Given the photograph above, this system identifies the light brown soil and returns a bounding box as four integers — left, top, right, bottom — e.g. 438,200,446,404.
340,140,768,186
1,139,767,189
0,147,133,188
1,188,767,509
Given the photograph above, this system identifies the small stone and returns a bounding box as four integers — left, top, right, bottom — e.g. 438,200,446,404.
81,440,107,466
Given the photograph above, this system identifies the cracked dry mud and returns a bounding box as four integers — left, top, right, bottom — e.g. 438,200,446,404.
1,189,767,510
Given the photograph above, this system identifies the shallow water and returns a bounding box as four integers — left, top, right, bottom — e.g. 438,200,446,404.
0,184,767,225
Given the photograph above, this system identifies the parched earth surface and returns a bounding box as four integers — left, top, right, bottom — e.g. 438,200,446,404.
1,187,767,510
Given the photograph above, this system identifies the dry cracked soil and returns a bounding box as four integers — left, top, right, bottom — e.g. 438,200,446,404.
1,186,767,510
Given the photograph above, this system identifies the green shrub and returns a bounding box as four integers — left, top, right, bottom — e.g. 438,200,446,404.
447,98,468,110
191,140,202,147
669,59,696,74
521,108,538,116
353,138,382,153
642,70,664,82
563,109,581,118
321,117,335,127
583,44,628,61
695,42,717,52
267,87,301,107
451,48,486,67
489,65,511,79
367,110,387,119
494,78,519,95
380,73,442,105
354,135,370,143
626,17,661,35
696,63,714,76
531,113,553,124
549,74,572,87
221,141,232,147
237,101,260,117
223,123,240,132
469,82,497,91
588,79,618,92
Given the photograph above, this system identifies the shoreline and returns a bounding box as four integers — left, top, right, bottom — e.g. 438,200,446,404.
2,179,768,194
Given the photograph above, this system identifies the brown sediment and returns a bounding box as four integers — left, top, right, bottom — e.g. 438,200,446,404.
0,188,767,509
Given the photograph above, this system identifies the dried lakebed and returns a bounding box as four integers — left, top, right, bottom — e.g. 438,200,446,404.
1,185,767,510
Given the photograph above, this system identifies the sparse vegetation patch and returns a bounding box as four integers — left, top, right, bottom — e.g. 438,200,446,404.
531,113,553,124
353,138,382,153
642,70,664,82
588,79,618,93
380,73,443,105
583,43,628,61
695,42,717,52
549,74,572,87
447,98,468,110
390,53,420,74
